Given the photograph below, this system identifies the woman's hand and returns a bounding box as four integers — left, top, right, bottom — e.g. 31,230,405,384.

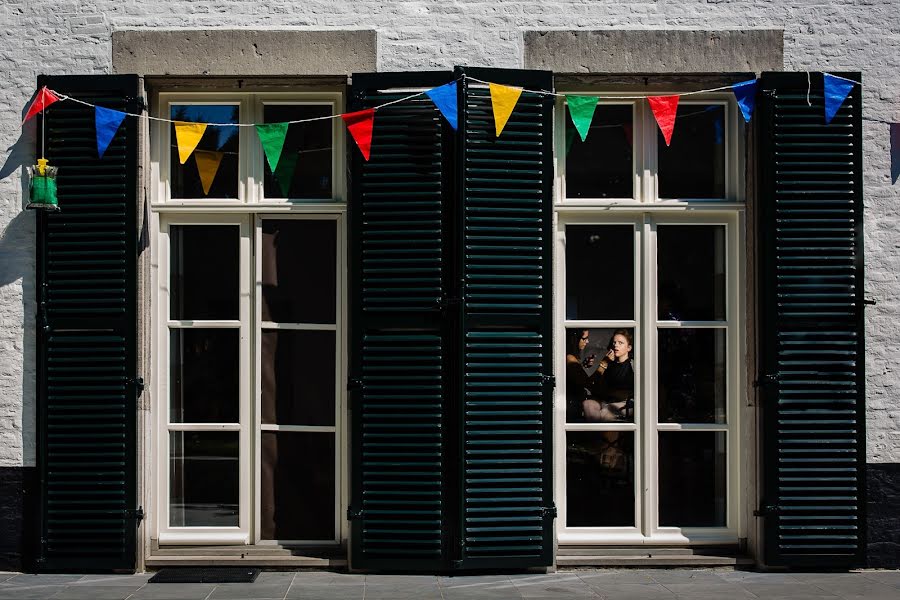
604,349,615,363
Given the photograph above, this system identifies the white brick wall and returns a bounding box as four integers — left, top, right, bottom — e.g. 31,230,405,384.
0,0,897,466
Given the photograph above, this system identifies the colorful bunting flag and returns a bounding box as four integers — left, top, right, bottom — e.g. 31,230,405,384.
95,106,126,158
343,109,375,161
731,79,758,123
489,83,523,137
425,81,458,130
824,73,855,124
256,122,290,172
23,86,60,124
566,95,600,142
174,121,208,164
274,150,299,197
194,150,224,196
648,95,680,146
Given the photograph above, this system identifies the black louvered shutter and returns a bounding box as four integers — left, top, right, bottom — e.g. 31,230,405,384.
35,75,140,572
455,67,554,569
757,72,866,568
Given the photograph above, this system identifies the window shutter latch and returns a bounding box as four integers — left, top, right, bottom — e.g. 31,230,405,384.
754,503,780,517
754,374,779,388
542,504,557,520
542,375,556,388
127,506,144,522
347,506,364,520
130,376,144,397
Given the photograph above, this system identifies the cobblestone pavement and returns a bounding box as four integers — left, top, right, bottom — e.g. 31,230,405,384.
2,569,900,600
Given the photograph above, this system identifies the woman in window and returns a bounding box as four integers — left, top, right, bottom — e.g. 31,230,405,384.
566,329,594,422
583,329,634,423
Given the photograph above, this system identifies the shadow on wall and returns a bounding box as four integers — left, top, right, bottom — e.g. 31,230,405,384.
891,123,900,185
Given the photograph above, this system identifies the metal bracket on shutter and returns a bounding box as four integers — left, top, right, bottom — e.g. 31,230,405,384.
127,96,147,114
864,297,877,306
542,504,557,519
542,375,555,388
127,506,144,522
754,374,779,388
754,503,781,517
130,377,144,397
346,506,364,520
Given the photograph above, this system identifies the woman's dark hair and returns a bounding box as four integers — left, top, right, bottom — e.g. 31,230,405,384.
609,329,633,357
570,329,588,355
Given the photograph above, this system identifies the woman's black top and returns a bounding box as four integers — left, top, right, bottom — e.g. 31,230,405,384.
594,359,634,404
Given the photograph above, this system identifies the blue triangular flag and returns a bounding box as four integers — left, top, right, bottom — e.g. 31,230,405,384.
731,79,757,123
95,106,126,158
824,73,855,124
425,81,458,130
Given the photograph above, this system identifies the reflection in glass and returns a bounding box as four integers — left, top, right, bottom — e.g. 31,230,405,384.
659,432,726,526
658,225,725,321
567,432,635,527
170,329,239,423
565,225,633,320
566,104,633,198
263,105,333,199
658,104,726,199
170,431,239,527
566,328,635,424
658,328,726,423
261,330,335,426
170,105,239,199
261,220,336,324
171,225,239,320
261,432,335,540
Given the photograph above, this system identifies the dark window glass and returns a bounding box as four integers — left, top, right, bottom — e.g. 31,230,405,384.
565,328,636,424
261,220,336,323
169,431,239,527
658,328,726,424
261,330,335,426
657,225,725,321
658,104,726,199
170,105,239,199
170,328,239,423
566,104,633,198
171,225,239,321
567,431,635,527
565,225,633,320
659,432,727,526
261,432,335,540
263,105,332,199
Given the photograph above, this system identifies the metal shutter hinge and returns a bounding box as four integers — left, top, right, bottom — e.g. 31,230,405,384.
754,504,781,517
754,374,779,388
127,96,147,114
864,297,877,306
542,375,556,388
346,507,363,520
347,378,363,391
131,377,144,396
543,504,557,519
127,506,144,521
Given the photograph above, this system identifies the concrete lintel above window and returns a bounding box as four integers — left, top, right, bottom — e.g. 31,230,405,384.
524,29,784,74
112,29,376,76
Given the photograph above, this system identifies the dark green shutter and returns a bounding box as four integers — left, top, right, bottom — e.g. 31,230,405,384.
35,75,140,572
757,72,866,568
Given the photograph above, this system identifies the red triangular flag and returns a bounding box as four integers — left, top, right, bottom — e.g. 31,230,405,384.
647,95,680,146
342,108,375,161
23,86,61,124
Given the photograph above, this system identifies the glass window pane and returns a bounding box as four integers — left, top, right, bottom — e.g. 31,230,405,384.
659,432,726,526
566,104,633,199
261,432,335,540
657,225,725,321
261,330,335,426
658,104,726,199
263,105,333,199
261,220,336,324
565,225,633,320
170,329,239,423
169,105,239,199
169,431,239,527
658,328,726,424
171,225,239,320
566,328,636,424
567,431,635,527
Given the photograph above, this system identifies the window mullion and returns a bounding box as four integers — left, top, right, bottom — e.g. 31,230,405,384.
641,214,655,538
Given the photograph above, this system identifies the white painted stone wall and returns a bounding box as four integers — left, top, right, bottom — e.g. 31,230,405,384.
0,0,897,466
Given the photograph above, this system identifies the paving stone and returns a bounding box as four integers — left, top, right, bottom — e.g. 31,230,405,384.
0,587,66,600
576,570,657,584
73,574,151,587
862,572,900,588
50,586,140,600
716,571,803,584
583,582,676,599
742,583,842,599
6,575,84,586
644,569,730,583
661,582,757,599
126,583,218,600
206,582,291,599
813,580,900,600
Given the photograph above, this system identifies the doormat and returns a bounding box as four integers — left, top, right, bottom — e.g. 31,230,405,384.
149,567,260,583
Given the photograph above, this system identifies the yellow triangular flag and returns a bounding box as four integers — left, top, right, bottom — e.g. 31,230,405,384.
194,150,224,196
489,83,523,137
174,121,208,164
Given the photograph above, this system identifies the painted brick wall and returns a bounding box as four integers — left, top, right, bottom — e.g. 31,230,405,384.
0,0,898,469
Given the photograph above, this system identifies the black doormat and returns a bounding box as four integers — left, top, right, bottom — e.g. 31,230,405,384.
149,567,260,583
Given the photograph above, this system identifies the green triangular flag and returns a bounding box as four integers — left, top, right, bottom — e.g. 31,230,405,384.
255,122,290,173
274,150,299,198
566,95,599,142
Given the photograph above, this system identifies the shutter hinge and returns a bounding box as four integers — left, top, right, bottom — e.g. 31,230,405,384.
754,503,781,517
38,301,49,333
754,374,779,388
131,377,144,397
542,375,556,388
128,95,147,114
127,506,144,521
864,297,877,306
346,506,363,520
542,504,557,519
347,378,363,391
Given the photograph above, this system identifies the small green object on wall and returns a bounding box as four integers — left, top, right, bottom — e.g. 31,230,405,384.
27,158,59,211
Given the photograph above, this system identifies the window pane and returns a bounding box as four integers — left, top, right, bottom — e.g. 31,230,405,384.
261,432,335,540
170,329,239,423
263,105,333,199
658,104,726,199
657,225,725,321
566,328,636,424
659,432,726,526
567,431,635,527
565,225,633,320
566,104,633,199
261,220,336,323
169,431,239,527
261,330,335,426
658,329,726,424
171,225,239,320
169,105,239,199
